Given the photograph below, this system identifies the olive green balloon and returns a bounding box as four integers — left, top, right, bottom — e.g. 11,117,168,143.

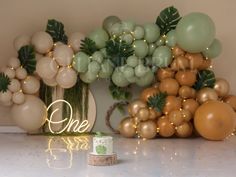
152,46,172,67
89,28,109,49
92,51,104,63
176,12,216,53
133,40,148,58
88,61,101,74
144,23,160,43
121,33,134,45
102,16,121,32
202,38,222,59
127,55,138,67
72,52,89,73
148,43,156,56
166,30,177,47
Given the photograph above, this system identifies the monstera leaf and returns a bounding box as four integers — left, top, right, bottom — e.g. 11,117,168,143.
0,73,11,93
147,92,167,112
96,145,107,155
194,70,216,90
18,45,36,74
46,19,68,44
156,6,181,35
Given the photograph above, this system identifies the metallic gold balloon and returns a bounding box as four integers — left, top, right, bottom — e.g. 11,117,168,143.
159,78,179,96
172,46,185,58
182,99,199,115
138,120,157,139
119,117,136,138
156,68,174,81
224,95,236,111
185,53,204,69
197,87,218,104
168,110,184,126
179,86,196,99
175,70,197,87
214,78,230,97
194,101,236,140
128,100,147,116
149,108,158,120
163,96,182,114
140,87,159,102
176,122,193,138
157,116,175,137
198,59,212,70
175,56,189,70
137,108,150,121
181,109,192,122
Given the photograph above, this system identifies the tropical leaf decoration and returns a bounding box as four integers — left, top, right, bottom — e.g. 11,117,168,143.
95,145,107,155
80,37,98,55
156,6,181,35
193,69,216,90
147,92,167,113
46,19,68,44
109,81,131,101
0,73,11,93
18,45,36,74
106,37,134,67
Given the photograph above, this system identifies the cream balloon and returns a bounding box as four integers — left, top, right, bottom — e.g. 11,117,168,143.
53,44,74,66
11,95,47,132
13,34,31,51
8,79,21,92
4,67,15,79
36,57,58,79
68,32,85,52
0,90,12,104
12,91,25,104
8,57,20,69
15,67,27,80
21,76,40,94
31,31,53,54
43,77,58,87
56,67,77,88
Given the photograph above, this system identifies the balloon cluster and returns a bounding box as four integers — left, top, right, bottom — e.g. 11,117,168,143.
119,10,236,141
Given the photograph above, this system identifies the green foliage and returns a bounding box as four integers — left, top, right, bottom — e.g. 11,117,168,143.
156,6,181,35
18,45,36,74
147,92,167,112
96,145,107,154
106,37,134,67
46,19,68,44
0,73,11,93
80,37,98,55
194,70,216,90
109,81,131,101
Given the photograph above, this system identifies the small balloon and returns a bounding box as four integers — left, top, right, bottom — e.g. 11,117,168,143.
98,60,113,78
133,25,145,39
8,57,20,69
140,87,159,102
128,100,147,117
197,87,218,104
121,20,135,33
152,46,172,67
163,96,182,114
168,110,184,126
138,120,157,139
176,122,193,138
68,32,85,52
15,67,27,80
185,53,204,70
202,38,222,59
133,40,149,58
89,28,109,49
159,78,179,96
175,70,197,87
182,99,199,115
21,76,40,94
36,57,58,79
31,31,53,54
73,52,90,73
4,67,15,79
8,79,21,93
143,23,160,43
102,16,121,32
56,67,77,89
0,90,12,104
12,91,25,104
119,117,136,138
213,78,230,97
165,30,177,47
157,116,175,137
53,44,74,66
112,68,129,87
137,108,150,121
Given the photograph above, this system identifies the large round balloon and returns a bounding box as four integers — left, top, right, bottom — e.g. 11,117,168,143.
21,76,40,94
11,95,47,132
176,12,215,53
202,38,222,59
31,31,53,54
194,101,236,140
89,28,109,49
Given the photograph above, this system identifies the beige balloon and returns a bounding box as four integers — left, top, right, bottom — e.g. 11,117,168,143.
1,100,13,106
8,79,21,92
11,95,47,132
8,57,20,69
31,31,53,54
56,67,77,88
21,76,40,94
12,91,25,104
68,32,85,52
197,88,218,104
36,57,59,79
0,90,12,104
43,77,58,87
214,78,230,97
53,44,74,66
4,67,15,79
15,67,27,80
35,53,43,61
14,34,31,51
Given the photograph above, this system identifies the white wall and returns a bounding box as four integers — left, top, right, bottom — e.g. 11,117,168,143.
0,0,235,132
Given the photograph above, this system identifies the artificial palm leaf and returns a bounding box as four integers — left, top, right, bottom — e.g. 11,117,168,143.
0,73,11,93
18,45,36,74
193,70,216,90
46,19,68,44
80,37,97,55
147,92,167,112
156,6,181,35
109,81,131,101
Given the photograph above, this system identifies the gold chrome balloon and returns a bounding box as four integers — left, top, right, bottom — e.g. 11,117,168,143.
119,117,136,138
138,120,157,139
197,87,218,104
214,78,230,97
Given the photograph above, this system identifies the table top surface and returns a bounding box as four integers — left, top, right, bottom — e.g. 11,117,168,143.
0,134,236,177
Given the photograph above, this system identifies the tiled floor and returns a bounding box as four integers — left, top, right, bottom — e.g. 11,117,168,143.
0,134,236,177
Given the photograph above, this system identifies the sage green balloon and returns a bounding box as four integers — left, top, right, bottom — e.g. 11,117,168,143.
144,23,160,43
121,20,135,33
109,22,122,36
123,66,135,79
121,33,134,45
88,61,101,74
166,30,177,47
133,25,145,39
103,16,121,32
89,28,109,49
73,52,89,73
126,76,138,83
133,40,148,58
148,43,156,56
92,51,104,63
100,48,107,57
152,46,172,67
80,71,97,83
127,55,138,67
156,36,165,46
136,70,154,87
134,64,148,77
176,12,216,53
112,68,129,87
98,60,113,78
202,38,222,59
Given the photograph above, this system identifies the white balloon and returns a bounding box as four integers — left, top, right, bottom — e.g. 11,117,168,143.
31,31,53,54
21,76,40,94
8,57,21,69
15,67,27,80
68,32,85,52
56,67,77,88
12,91,25,104
36,57,58,79
53,44,74,66
8,79,21,92
4,67,15,79
14,34,31,51
43,77,58,87
0,90,12,103
11,95,47,132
